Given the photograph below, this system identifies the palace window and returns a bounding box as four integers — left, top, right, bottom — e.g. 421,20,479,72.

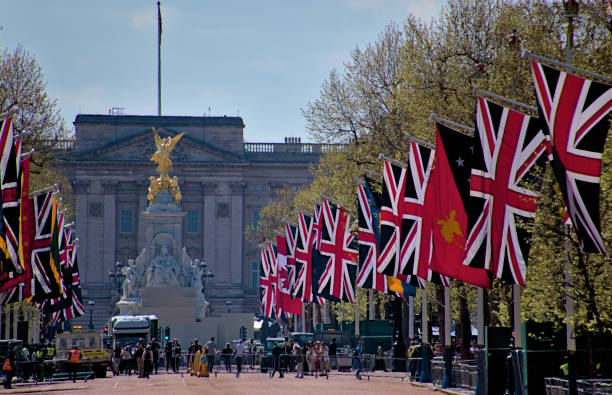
252,262,259,291
120,210,133,234
253,210,260,230
187,210,199,234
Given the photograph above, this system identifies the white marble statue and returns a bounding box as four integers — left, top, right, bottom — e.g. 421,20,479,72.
146,244,180,288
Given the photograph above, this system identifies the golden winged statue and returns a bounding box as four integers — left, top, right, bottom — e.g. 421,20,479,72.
147,128,184,204
151,127,184,176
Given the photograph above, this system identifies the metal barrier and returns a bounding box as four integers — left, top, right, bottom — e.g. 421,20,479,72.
545,377,612,395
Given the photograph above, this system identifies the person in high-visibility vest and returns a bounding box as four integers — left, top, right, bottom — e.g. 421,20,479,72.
3,350,16,389
67,345,82,383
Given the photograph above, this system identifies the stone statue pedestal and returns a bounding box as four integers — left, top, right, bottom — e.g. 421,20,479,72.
117,299,141,316
138,190,186,271
140,287,201,323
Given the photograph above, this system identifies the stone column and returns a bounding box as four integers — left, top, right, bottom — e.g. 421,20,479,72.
102,181,119,286
201,181,218,279
71,180,90,284
229,181,246,289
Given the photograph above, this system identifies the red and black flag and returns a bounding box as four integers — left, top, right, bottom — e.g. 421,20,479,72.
531,60,612,254
463,97,547,286
427,123,490,288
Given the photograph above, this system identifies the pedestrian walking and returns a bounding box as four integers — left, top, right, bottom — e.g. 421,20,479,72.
205,337,217,372
121,345,132,375
221,343,233,373
329,338,337,371
164,341,172,372
293,345,303,379
150,338,160,374
135,341,145,378
271,342,284,378
374,342,387,372
234,340,245,377
172,339,182,373
306,344,317,377
67,345,82,383
352,341,363,380
143,345,153,378
112,342,122,376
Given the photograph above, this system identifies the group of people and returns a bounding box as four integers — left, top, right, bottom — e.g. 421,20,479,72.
111,338,162,378
271,338,337,379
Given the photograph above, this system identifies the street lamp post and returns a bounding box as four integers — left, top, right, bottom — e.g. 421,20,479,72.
88,300,95,329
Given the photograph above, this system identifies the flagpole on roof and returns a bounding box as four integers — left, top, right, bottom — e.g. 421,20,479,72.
157,1,162,116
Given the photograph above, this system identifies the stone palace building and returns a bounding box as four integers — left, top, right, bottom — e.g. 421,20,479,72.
59,114,340,328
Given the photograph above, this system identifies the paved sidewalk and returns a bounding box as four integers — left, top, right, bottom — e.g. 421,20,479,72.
0,372,470,394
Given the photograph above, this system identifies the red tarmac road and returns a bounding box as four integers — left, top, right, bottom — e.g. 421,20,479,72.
0,372,457,395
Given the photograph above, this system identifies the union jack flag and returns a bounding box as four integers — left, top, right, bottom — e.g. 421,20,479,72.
293,211,314,302
463,97,548,286
260,242,277,319
377,161,408,279
0,156,32,298
316,199,358,303
356,180,388,293
276,229,301,315
30,192,62,302
0,119,22,279
403,143,450,287
531,60,612,254
48,226,85,323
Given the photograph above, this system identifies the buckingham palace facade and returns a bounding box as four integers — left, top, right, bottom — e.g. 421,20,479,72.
59,114,337,328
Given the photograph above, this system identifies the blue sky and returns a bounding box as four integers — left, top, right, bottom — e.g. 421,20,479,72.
2,1,443,142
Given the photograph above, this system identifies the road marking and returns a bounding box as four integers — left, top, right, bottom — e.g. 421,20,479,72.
113,382,119,389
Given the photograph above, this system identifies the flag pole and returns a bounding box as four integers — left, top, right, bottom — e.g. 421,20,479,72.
477,287,485,348
429,113,475,135
420,285,432,382
157,1,162,116
564,4,578,393
441,286,454,388
368,289,374,320
408,296,414,339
